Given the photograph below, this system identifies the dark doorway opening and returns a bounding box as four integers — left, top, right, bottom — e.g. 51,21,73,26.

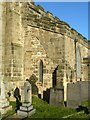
52,66,58,87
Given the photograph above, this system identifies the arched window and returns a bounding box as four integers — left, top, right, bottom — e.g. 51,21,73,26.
52,68,57,87
39,60,43,83
76,46,81,80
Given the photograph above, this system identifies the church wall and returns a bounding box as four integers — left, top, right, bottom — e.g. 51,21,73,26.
0,3,6,79
4,3,24,93
64,34,88,83
77,40,88,81
1,2,89,99
23,25,65,94
64,35,88,101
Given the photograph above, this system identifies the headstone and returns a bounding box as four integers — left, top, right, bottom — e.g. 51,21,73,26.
14,87,20,98
24,81,32,103
50,87,64,106
80,81,88,102
0,111,2,119
17,81,36,117
88,81,90,109
43,89,50,103
0,80,12,115
67,82,81,108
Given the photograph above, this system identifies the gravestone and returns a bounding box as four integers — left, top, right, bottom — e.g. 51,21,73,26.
0,111,2,119
17,81,36,117
50,87,64,106
67,82,81,108
43,89,50,103
80,81,89,102
0,80,12,115
24,81,32,103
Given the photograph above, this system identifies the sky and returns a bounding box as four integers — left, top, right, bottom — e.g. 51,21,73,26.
35,2,88,40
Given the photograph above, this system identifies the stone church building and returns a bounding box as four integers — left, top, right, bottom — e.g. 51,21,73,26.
0,2,89,101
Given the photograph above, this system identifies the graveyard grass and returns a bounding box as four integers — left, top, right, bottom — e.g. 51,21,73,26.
29,96,89,119
30,96,76,118
69,112,90,119
82,100,89,107
2,96,90,119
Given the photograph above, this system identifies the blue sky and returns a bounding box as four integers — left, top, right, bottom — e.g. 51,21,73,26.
35,2,88,39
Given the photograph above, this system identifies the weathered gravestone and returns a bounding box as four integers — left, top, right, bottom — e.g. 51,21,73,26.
88,81,90,109
80,81,90,110
43,89,50,103
67,81,90,108
0,111,2,119
50,87,64,106
67,82,81,108
0,80,12,115
80,81,89,102
17,81,36,117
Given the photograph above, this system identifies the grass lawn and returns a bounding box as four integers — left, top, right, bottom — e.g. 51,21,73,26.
29,96,77,118
2,96,90,119
81,100,89,107
69,112,90,119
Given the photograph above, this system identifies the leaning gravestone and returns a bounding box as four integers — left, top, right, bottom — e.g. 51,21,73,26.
0,80,12,115
17,81,36,117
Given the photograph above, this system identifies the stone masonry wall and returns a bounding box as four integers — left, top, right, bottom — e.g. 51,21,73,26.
24,25,65,94
1,2,89,98
22,2,88,95
4,3,24,94
0,3,6,81
64,35,88,100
